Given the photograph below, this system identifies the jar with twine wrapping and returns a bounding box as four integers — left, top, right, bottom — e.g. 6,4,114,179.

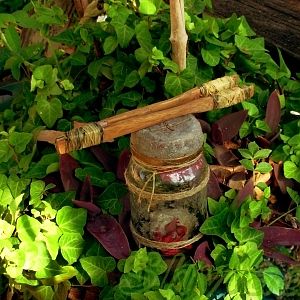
125,114,209,256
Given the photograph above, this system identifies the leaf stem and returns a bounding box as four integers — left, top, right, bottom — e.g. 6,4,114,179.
267,207,297,226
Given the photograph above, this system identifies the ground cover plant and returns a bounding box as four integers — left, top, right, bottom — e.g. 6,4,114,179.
0,0,300,299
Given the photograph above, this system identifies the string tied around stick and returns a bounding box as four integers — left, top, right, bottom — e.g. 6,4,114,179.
55,122,104,153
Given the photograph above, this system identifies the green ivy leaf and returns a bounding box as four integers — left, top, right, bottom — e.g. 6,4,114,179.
235,35,265,55
114,23,135,48
118,91,142,107
139,0,156,15
238,149,252,159
135,21,153,51
284,161,300,182
255,120,271,133
0,219,15,239
60,79,74,90
241,101,259,117
7,174,29,198
1,25,21,53
255,162,272,173
26,286,54,300
0,13,16,27
245,272,262,299
36,97,63,128
200,207,232,243
97,183,127,215
25,153,59,179
287,187,300,205
35,261,77,284
253,149,272,160
183,265,198,291
75,167,115,188
56,206,87,235
103,36,118,54
263,266,284,296
59,233,85,265
19,241,51,271
278,48,291,78
239,121,251,139
201,45,220,67
124,70,140,88
147,252,167,275
164,71,194,97
8,132,32,153
158,289,176,300
80,256,116,287
248,142,259,156
133,248,148,273
0,140,14,163
16,215,41,242
240,159,254,171
233,227,264,245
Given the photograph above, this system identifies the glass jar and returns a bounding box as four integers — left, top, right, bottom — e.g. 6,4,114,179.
125,114,209,255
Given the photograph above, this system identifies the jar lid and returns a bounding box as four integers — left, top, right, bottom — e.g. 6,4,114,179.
130,114,204,161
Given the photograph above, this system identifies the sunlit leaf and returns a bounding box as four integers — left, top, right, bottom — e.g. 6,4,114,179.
80,256,116,287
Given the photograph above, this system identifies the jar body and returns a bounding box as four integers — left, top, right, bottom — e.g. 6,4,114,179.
125,115,209,254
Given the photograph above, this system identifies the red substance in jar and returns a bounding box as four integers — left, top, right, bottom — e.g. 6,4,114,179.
153,218,192,256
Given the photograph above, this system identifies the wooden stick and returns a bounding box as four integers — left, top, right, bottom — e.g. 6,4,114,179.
53,84,254,154
74,74,240,130
36,75,240,145
170,0,188,71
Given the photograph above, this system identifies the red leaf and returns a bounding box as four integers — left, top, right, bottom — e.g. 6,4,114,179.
233,178,254,207
59,154,80,192
265,90,281,136
73,200,101,216
263,246,300,265
197,119,211,134
117,149,131,182
90,145,116,172
211,110,248,144
214,145,239,166
260,226,300,247
86,214,131,259
43,173,64,193
273,162,293,194
80,176,94,202
193,241,212,266
207,171,223,199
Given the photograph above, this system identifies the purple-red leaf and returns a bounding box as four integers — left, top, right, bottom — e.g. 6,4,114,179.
263,246,300,265
197,119,211,134
273,162,293,194
86,214,131,259
90,145,116,172
73,200,101,216
117,149,131,182
193,241,212,266
211,110,248,144
207,171,223,199
260,226,300,247
59,154,80,192
233,178,254,207
265,90,281,136
80,176,94,202
214,145,239,166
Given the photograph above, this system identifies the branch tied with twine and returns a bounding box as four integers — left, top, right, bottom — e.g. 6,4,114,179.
36,74,255,154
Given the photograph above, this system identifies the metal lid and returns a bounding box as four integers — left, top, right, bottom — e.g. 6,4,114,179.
130,114,204,161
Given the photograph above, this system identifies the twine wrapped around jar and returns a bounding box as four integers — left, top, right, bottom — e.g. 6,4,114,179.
125,114,209,254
